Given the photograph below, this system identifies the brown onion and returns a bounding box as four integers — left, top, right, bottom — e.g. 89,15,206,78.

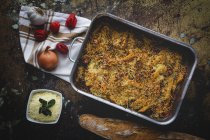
38,46,58,71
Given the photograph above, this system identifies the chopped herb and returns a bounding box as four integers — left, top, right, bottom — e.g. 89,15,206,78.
39,98,56,116
47,99,56,108
39,107,44,114
39,98,47,107
42,108,52,116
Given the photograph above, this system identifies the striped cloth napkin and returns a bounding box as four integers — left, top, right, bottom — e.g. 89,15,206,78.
19,6,91,82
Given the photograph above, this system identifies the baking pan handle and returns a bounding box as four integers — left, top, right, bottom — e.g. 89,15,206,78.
68,37,85,62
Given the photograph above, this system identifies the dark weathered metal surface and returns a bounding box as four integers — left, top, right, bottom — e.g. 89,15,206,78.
0,0,209,139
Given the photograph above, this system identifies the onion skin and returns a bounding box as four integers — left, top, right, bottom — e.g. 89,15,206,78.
38,46,58,71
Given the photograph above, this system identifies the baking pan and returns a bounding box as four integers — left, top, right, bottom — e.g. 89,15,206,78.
69,13,197,125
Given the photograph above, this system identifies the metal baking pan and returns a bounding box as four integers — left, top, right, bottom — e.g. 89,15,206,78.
69,13,197,125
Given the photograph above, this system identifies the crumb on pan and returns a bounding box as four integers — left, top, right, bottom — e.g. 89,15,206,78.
76,25,186,119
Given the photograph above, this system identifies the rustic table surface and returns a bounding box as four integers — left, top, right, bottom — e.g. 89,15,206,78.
0,0,210,140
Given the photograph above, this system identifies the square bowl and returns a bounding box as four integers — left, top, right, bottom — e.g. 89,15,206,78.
26,89,63,124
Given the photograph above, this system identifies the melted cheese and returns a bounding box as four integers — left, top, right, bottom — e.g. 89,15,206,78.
76,25,186,119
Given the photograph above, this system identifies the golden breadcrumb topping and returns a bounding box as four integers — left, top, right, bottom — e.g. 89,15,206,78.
76,25,186,119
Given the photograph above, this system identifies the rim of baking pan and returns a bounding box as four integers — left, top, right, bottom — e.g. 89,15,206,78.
69,13,198,125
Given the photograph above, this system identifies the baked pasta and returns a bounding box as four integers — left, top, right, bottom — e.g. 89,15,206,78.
76,25,186,119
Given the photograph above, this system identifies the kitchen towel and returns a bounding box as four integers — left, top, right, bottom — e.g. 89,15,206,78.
19,6,91,82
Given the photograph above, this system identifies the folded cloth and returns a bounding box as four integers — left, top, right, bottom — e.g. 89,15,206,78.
19,6,91,82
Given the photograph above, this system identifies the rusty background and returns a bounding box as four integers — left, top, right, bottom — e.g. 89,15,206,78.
0,0,210,139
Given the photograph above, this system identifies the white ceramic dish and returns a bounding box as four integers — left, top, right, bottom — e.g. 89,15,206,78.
26,89,63,124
